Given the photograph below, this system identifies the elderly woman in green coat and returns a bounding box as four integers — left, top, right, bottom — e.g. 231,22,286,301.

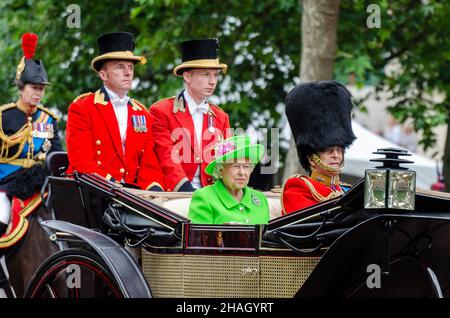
188,135,269,225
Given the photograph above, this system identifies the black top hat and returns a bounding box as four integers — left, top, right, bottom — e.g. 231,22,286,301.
173,38,227,76
15,33,49,85
91,32,146,72
285,81,356,170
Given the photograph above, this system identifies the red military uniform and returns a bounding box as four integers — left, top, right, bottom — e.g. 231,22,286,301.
150,92,230,191
282,175,344,215
66,88,164,190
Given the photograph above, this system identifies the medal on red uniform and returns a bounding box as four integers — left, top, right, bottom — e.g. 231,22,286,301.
207,114,215,134
132,115,147,133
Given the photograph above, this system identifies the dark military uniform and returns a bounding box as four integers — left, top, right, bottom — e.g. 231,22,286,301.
0,32,62,246
0,103,61,191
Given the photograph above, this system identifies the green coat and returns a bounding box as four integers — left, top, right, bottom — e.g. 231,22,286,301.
188,179,269,225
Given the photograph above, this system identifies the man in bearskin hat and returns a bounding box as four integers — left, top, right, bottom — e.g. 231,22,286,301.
149,39,231,192
66,32,164,191
0,32,62,241
282,80,356,214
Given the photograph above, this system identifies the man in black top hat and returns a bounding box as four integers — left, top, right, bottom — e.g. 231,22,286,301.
282,80,356,214
0,32,62,242
66,32,164,191
150,38,231,192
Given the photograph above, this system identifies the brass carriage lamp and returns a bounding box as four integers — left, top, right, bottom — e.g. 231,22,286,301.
364,148,416,211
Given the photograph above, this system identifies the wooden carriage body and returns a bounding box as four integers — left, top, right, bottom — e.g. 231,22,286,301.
40,171,450,298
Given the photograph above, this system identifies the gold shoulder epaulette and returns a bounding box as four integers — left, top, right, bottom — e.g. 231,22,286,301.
130,98,147,111
71,92,93,104
131,98,147,109
151,96,175,107
209,103,223,111
37,105,60,121
0,103,17,114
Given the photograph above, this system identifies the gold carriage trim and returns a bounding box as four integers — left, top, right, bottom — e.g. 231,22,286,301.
141,251,320,298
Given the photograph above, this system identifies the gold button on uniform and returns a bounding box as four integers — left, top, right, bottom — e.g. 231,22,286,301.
97,161,101,165
97,150,101,155
238,206,244,212
96,140,101,145
119,168,125,174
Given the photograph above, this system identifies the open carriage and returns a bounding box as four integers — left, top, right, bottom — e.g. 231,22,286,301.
11,150,450,298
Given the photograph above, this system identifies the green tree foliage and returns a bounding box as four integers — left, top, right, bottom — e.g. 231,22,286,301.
0,0,301,134
338,0,450,153
0,0,141,128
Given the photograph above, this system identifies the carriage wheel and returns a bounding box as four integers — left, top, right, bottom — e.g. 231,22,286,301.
24,248,125,298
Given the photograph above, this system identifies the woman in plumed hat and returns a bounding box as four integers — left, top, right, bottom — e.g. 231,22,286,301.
188,135,269,224
0,33,62,241
282,81,356,214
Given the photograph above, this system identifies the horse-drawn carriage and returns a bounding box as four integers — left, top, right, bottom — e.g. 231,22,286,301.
3,149,450,298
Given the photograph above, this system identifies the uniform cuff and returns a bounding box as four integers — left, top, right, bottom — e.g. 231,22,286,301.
173,177,190,192
177,180,195,192
145,182,164,191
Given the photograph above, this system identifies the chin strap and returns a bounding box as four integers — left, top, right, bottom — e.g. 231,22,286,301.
309,154,344,187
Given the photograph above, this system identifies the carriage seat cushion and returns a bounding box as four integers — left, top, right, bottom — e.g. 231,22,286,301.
162,196,282,221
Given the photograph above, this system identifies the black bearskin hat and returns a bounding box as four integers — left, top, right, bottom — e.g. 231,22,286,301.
285,80,356,170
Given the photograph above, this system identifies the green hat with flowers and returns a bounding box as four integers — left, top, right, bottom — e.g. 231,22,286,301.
205,135,265,176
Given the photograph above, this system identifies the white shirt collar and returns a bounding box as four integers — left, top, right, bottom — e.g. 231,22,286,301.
104,85,130,107
184,90,209,114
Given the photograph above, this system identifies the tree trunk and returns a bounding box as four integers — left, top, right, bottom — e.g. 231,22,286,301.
283,0,341,181
444,122,450,192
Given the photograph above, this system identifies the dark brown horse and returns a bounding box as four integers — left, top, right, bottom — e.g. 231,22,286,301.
3,202,60,297
2,152,69,297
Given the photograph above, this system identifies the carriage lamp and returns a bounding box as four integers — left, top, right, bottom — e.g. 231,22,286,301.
364,148,416,211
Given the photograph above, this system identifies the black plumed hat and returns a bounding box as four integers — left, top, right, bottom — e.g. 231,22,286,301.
285,80,356,170
15,33,49,85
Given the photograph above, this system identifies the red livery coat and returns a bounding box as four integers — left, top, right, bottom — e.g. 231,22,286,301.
149,92,230,191
282,175,343,214
66,87,164,190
